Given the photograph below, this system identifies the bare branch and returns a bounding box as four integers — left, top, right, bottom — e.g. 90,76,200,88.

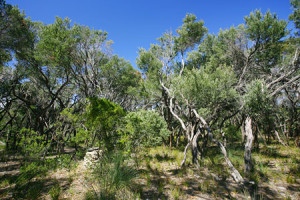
267,48,299,89
269,74,300,97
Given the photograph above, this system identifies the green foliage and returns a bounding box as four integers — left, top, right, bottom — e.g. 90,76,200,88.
289,0,300,36
136,38,173,102
15,160,52,189
175,13,208,53
55,108,90,147
137,46,163,75
101,55,142,98
244,79,271,116
86,98,125,129
224,125,242,142
170,185,182,200
35,16,77,68
245,10,288,43
48,182,61,200
11,159,57,199
90,151,139,199
189,25,247,70
56,154,77,170
17,162,46,183
18,128,48,159
245,10,288,69
1,3,300,199
0,0,34,66
173,64,238,119
122,110,171,150
85,97,125,149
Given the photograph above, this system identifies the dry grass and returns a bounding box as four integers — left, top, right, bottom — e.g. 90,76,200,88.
0,142,299,200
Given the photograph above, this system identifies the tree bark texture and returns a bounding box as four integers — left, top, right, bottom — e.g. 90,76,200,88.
244,116,253,176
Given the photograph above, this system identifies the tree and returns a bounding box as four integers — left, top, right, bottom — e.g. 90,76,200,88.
289,0,300,36
0,0,34,67
137,14,245,184
175,14,207,75
0,0,35,149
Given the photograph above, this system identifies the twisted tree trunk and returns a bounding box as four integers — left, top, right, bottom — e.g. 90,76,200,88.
192,109,244,183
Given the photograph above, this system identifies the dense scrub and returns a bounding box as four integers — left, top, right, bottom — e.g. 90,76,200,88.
0,0,299,199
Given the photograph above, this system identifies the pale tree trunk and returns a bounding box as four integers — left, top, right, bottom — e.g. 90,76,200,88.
181,142,190,167
192,109,244,183
207,129,244,183
241,120,246,143
181,125,201,167
244,116,253,176
191,129,201,166
274,130,287,146
221,129,227,148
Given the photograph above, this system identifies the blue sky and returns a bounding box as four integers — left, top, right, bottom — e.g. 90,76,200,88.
7,0,294,67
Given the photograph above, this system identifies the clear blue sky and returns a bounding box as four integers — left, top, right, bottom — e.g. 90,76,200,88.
7,0,294,67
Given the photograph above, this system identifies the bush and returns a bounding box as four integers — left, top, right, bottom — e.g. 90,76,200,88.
122,110,170,151
89,151,139,199
17,128,49,160
85,97,125,150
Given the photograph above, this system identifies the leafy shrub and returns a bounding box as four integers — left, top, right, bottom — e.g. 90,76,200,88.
17,128,49,159
122,110,170,151
85,97,125,150
224,125,242,142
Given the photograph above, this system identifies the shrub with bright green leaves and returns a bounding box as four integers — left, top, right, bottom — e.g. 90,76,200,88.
85,97,125,150
17,128,48,159
224,125,242,142
122,110,170,150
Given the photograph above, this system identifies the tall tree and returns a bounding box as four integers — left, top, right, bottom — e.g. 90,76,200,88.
289,0,300,36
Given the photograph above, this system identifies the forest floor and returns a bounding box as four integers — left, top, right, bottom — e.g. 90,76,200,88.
0,142,299,200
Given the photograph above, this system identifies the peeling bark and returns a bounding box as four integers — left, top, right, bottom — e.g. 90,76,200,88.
241,120,246,143
244,116,253,176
